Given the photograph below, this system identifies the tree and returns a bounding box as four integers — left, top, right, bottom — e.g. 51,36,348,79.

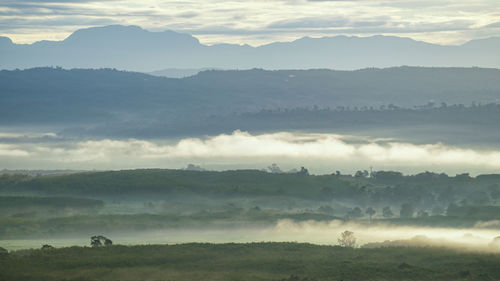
41,244,54,250
400,203,415,218
91,235,112,247
354,170,369,178
91,236,102,247
346,207,363,219
267,163,282,174
338,230,357,248
382,206,394,218
184,164,205,171
365,207,376,222
299,166,309,175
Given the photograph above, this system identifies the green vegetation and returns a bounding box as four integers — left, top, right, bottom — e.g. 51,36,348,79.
446,205,500,219
0,196,103,210
1,242,500,281
0,195,104,219
2,169,500,207
2,169,500,238
0,169,353,200
0,210,340,239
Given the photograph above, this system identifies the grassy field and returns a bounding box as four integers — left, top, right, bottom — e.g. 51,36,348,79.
1,242,500,281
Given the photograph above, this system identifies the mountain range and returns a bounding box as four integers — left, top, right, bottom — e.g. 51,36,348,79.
1,25,500,72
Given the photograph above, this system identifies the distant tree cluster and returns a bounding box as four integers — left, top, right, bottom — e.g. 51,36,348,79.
91,235,113,247
382,206,394,218
184,164,206,172
41,244,54,250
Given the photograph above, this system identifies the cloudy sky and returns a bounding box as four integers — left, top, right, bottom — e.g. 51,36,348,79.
1,0,500,45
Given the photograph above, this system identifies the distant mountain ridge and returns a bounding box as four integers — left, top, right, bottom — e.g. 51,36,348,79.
1,67,500,142
1,25,500,71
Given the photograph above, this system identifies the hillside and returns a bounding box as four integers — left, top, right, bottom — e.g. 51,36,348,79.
1,67,500,142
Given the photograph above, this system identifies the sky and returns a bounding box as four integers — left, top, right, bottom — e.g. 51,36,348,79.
1,0,500,46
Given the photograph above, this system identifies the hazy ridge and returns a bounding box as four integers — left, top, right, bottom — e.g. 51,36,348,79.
1,66,499,143
1,25,500,71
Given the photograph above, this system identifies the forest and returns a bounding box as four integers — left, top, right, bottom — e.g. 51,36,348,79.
1,67,500,140
1,169,500,239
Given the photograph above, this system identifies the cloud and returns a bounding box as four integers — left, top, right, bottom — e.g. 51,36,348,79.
268,17,350,29
0,0,499,45
0,144,29,156
2,131,500,173
485,22,500,28
177,11,198,19
307,0,355,1
0,17,116,29
0,132,61,144
3,0,119,3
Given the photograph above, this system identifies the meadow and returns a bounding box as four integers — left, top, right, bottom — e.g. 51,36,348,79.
1,242,500,281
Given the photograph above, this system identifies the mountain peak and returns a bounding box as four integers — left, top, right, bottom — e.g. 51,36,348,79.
63,25,200,46
1,25,500,71
0,36,13,46
64,25,147,42
462,36,500,47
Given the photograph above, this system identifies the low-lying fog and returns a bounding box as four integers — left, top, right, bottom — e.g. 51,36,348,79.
3,220,500,253
2,130,500,175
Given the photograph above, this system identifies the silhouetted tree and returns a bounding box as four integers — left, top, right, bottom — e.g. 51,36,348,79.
299,167,309,175
382,206,394,218
91,236,102,247
91,235,112,247
354,170,369,178
365,207,376,222
41,244,54,250
338,230,357,248
347,207,363,219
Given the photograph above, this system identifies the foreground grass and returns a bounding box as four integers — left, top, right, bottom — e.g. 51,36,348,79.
1,243,500,281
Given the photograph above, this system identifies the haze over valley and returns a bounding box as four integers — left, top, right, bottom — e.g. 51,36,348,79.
2,1,500,279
